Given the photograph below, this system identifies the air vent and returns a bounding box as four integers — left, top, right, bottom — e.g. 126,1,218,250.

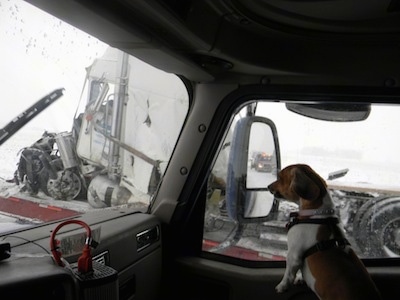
136,226,160,252
92,250,110,265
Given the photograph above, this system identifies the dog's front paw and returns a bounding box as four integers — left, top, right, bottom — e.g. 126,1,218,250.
275,282,289,293
294,272,304,285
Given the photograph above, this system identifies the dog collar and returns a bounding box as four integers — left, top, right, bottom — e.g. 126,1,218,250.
286,212,339,231
298,208,336,217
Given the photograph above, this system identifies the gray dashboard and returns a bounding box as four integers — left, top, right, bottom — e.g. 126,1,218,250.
0,210,161,300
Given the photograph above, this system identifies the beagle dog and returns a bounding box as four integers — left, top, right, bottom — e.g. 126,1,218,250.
268,164,381,300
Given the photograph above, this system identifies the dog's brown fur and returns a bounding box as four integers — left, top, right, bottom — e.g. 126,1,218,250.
268,164,382,300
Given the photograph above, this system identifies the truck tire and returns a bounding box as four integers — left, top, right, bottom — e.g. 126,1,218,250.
353,196,400,258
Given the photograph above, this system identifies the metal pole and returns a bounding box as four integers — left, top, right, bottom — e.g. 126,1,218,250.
108,52,129,178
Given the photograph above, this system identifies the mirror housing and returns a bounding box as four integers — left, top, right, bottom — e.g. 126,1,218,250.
225,116,280,223
286,103,371,122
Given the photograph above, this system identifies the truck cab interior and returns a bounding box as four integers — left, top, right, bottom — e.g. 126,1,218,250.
1,1,400,299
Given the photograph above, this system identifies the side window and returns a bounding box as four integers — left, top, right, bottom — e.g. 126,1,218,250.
203,101,400,261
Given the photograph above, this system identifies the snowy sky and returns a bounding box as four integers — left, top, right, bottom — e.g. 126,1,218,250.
0,0,108,178
0,0,108,132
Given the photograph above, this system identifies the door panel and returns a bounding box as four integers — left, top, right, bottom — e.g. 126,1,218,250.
172,256,400,300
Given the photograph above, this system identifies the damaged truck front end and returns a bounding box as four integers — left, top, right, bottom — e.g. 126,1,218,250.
16,131,85,200
14,47,189,209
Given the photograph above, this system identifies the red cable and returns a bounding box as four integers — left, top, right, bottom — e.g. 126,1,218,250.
50,220,93,273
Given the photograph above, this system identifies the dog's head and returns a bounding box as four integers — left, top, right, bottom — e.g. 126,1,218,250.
268,164,327,203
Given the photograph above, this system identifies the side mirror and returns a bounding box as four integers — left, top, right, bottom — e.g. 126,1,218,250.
226,116,280,223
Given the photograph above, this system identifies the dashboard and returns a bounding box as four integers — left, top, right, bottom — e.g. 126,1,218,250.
0,210,161,300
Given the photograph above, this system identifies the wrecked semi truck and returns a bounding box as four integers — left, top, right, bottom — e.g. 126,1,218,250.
15,47,188,209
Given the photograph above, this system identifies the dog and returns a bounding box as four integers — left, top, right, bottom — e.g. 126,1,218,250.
268,164,382,300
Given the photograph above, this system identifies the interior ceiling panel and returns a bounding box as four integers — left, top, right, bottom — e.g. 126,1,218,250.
230,0,400,35
234,0,399,23
24,0,400,85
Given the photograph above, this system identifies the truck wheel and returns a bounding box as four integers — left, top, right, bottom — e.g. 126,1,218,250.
353,196,386,242
353,196,400,257
47,169,83,200
39,158,64,196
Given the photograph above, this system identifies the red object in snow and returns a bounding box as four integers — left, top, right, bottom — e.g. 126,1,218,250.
0,196,81,222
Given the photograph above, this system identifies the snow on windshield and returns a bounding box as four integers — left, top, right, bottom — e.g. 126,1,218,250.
0,0,107,232
0,0,107,179
0,1,189,234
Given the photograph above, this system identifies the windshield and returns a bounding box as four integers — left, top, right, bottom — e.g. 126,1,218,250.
0,1,189,233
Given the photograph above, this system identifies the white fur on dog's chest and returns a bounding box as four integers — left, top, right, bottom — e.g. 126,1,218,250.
286,223,323,291
287,223,322,253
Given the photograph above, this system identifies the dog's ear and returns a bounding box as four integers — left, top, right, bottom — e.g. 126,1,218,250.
290,167,321,201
